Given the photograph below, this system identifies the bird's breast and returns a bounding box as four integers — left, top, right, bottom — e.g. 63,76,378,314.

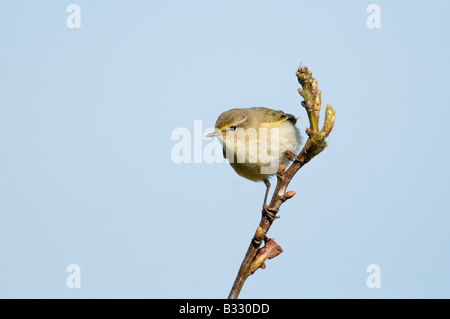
222,121,301,181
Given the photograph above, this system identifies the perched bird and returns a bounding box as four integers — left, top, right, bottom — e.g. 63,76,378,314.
206,107,302,209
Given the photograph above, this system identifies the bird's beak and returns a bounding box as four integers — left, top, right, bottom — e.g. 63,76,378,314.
205,129,220,138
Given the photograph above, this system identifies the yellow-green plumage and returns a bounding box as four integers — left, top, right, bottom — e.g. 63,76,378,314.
210,107,302,185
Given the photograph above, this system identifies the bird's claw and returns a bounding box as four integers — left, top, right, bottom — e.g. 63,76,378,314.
285,150,299,162
262,204,279,222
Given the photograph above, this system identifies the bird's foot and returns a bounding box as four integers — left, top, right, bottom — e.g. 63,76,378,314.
262,204,279,222
285,150,299,162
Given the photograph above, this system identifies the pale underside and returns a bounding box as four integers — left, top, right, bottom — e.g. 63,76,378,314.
223,121,301,182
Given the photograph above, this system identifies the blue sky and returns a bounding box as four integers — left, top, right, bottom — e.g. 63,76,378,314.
0,0,449,298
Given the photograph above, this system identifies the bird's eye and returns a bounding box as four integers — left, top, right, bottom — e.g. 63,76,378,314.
229,126,237,131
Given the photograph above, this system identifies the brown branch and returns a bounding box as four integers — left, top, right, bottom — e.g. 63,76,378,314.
227,65,336,299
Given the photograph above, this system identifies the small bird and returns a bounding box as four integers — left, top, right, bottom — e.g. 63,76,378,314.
206,107,302,209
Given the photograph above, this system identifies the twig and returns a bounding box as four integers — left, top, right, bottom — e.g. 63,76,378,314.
227,65,336,299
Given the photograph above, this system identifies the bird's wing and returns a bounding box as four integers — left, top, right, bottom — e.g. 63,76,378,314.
263,110,297,125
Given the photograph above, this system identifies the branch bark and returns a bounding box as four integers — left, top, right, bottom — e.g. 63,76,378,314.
227,65,336,299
